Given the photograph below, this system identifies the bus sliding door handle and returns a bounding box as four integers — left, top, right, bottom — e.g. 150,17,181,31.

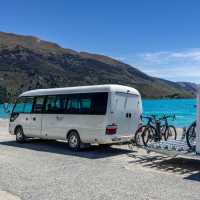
56,116,63,121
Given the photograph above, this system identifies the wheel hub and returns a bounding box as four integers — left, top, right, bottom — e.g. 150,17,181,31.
69,135,78,147
16,131,23,140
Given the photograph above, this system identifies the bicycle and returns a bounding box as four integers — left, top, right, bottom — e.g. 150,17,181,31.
142,115,177,146
161,114,177,141
134,116,154,146
186,121,196,150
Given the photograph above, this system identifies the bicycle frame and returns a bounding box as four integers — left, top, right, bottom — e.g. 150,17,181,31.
142,114,175,142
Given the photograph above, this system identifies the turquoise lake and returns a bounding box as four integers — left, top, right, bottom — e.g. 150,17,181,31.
142,99,196,127
0,99,196,128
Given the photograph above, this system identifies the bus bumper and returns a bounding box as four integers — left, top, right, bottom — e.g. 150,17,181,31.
97,135,133,144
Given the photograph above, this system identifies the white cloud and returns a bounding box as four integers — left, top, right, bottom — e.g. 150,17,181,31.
120,48,200,83
141,49,200,62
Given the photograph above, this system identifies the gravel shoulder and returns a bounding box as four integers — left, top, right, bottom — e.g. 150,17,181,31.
0,120,200,200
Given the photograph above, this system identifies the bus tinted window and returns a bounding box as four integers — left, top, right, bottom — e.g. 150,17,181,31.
66,96,92,114
91,93,108,115
81,99,91,112
66,98,80,113
13,97,34,113
45,95,64,113
65,92,107,115
31,92,108,115
32,96,45,113
13,98,25,113
24,97,34,113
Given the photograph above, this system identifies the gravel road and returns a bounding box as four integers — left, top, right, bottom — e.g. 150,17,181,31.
0,120,200,200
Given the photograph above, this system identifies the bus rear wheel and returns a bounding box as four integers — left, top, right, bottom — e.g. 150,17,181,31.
15,127,26,143
68,131,81,151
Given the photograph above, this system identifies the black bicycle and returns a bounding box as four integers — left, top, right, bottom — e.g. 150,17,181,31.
141,115,177,146
186,121,196,150
134,116,154,146
162,115,177,141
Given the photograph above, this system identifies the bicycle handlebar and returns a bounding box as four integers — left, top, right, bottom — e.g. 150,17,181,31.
161,114,176,120
141,114,176,122
141,116,152,120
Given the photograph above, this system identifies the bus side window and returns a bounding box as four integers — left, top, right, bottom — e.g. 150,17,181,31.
23,97,34,113
64,94,92,114
13,97,25,113
12,96,34,114
64,93,108,115
45,95,64,113
91,93,108,115
80,98,91,114
66,98,80,114
32,96,45,113
45,96,57,113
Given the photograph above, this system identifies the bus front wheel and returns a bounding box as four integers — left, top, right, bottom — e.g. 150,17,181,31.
15,126,26,143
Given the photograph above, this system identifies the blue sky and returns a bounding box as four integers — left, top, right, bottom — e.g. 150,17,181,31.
1,0,200,82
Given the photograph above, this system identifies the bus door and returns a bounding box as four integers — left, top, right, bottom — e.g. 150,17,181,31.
29,96,45,137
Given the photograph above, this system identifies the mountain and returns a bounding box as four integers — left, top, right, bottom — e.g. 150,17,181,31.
0,31,196,102
176,82,198,96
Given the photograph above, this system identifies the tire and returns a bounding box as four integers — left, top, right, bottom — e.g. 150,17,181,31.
15,127,26,143
67,131,81,151
160,125,167,139
142,126,156,146
186,121,196,149
164,125,177,141
134,125,147,146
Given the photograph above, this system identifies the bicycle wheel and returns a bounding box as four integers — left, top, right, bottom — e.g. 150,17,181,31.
142,126,156,146
134,125,147,146
186,121,196,149
160,125,167,139
164,125,177,140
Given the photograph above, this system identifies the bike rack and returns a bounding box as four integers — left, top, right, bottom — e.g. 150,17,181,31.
143,140,200,160
134,86,200,160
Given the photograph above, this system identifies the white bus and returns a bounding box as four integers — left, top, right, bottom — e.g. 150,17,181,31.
9,85,142,150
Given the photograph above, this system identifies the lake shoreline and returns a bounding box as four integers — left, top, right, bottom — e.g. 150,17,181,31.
0,98,196,128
